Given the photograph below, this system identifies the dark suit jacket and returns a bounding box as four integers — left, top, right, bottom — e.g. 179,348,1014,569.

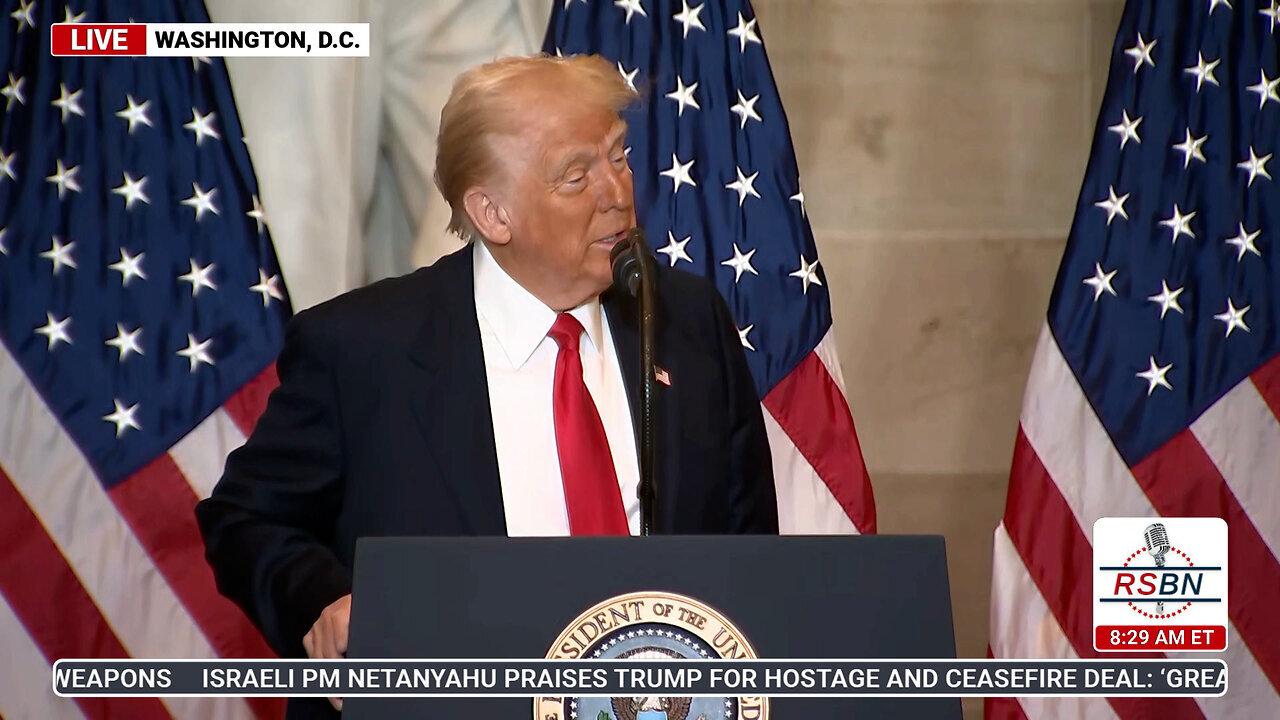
195,246,777,717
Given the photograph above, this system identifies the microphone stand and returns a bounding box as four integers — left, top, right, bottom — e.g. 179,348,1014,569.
610,229,658,536
632,231,657,537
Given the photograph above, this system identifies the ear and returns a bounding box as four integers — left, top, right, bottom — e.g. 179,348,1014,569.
463,188,512,246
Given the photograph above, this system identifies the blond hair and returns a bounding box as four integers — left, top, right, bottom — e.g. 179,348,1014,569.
434,54,639,241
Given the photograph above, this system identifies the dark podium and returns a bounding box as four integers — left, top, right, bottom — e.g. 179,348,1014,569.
345,535,960,719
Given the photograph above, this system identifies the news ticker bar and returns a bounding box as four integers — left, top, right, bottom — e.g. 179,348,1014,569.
50,23,370,57
54,659,1227,698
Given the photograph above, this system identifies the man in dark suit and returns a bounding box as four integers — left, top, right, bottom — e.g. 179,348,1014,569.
196,53,777,716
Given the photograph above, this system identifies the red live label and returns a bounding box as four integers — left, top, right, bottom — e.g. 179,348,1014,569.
50,24,146,56
1096,625,1226,651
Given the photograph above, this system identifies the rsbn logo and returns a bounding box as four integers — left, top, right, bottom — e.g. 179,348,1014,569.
1099,523,1222,620
1093,517,1228,652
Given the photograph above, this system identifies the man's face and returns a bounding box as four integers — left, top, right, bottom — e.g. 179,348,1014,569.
491,87,636,310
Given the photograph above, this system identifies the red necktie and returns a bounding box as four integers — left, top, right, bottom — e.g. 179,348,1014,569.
547,313,629,535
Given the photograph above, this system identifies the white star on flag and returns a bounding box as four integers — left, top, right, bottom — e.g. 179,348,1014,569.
9,0,34,32
1083,262,1118,301
659,153,696,194
790,189,806,217
0,147,14,182
109,248,147,286
36,312,73,349
614,0,646,24
102,399,142,438
1108,110,1142,149
617,62,639,92
1094,185,1130,224
788,254,823,294
1236,147,1272,186
1262,1,1280,31
179,259,218,296
1184,52,1221,92
116,95,153,134
39,236,77,274
725,166,761,206
1136,356,1173,396
106,324,144,361
46,160,82,199
112,172,150,210
1224,223,1262,261
247,195,267,234
1,72,24,110
1124,33,1156,73
184,108,220,146
51,84,85,124
177,334,215,372
1172,129,1208,168
657,231,693,266
1158,204,1197,243
727,12,762,52
730,90,762,129
1147,280,1185,319
1246,69,1280,109
665,76,700,116
250,269,286,306
672,0,705,38
1213,298,1250,337
182,182,220,220
737,324,755,351
721,243,759,282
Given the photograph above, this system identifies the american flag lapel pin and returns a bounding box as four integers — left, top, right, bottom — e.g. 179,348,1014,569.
654,366,671,386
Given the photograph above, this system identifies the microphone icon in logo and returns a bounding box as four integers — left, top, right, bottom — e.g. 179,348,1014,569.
1143,523,1171,615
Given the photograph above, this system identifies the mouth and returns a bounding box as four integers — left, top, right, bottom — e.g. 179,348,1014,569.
595,229,632,248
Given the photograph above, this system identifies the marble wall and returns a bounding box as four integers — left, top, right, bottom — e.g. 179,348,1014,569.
750,1,1126,715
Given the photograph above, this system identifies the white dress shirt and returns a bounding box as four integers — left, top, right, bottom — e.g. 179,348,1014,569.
473,241,641,536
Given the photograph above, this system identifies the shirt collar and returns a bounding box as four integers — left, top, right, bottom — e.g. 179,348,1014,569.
473,241,605,370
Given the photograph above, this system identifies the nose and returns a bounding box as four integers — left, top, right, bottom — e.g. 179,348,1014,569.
597,161,633,213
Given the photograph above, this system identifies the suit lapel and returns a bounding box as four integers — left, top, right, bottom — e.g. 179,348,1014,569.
406,248,506,535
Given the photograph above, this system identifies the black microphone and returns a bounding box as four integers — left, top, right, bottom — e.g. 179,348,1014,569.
610,228,643,297
609,227,657,536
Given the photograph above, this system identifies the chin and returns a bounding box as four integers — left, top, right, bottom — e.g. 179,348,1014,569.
584,248,613,272
574,268,608,299
589,271,613,297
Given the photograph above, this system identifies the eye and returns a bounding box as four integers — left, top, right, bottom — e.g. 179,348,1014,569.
559,172,587,192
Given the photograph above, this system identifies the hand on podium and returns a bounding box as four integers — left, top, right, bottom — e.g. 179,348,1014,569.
303,593,351,711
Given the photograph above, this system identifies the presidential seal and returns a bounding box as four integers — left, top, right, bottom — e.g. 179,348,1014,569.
534,591,769,720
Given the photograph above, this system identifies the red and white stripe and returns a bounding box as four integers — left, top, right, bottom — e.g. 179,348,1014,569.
762,328,876,535
0,593,86,720
988,325,1280,720
0,346,284,720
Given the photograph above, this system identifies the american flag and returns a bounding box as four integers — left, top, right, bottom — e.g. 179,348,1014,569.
0,1,287,719
989,1,1280,718
546,0,875,534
